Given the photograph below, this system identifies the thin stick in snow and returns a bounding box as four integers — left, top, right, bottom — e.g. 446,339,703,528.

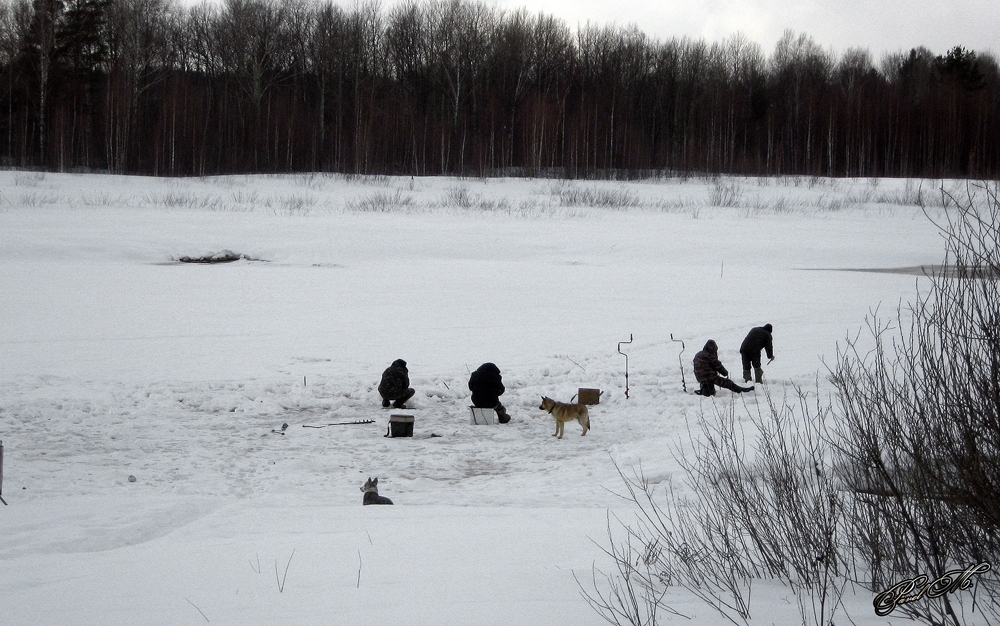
275,548,295,593
357,550,362,588
185,598,209,622
0,441,6,505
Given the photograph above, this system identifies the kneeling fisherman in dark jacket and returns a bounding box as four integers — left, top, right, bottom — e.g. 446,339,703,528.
693,340,754,396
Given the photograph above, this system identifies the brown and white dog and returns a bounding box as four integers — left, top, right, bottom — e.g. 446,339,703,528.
539,396,590,439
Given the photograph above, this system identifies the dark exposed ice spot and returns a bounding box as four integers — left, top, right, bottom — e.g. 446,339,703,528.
801,265,998,279
173,250,263,264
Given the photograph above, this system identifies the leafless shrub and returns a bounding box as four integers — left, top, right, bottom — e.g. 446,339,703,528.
831,181,1000,625
710,179,743,207
345,190,414,212
556,184,641,208
745,195,797,215
872,178,928,206
677,390,847,626
12,172,46,187
478,198,513,212
295,173,334,190
646,198,688,212
81,192,129,207
273,193,317,215
342,173,391,187
576,514,690,626
588,386,847,626
770,196,794,213
230,190,260,206
813,194,854,212
598,465,755,626
442,185,474,209
164,191,200,207
434,185,510,212
144,191,207,208
203,176,247,189
13,192,61,207
807,176,834,189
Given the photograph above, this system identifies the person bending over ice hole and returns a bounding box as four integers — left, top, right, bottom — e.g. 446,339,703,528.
379,359,415,408
693,340,754,396
740,323,775,384
468,362,511,423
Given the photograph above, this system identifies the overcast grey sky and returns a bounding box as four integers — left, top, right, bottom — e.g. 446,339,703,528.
186,0,999,61
471,0,999,59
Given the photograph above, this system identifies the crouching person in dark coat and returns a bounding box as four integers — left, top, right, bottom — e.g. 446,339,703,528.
468,362,511,423
379,359,415,408
692,340,754,396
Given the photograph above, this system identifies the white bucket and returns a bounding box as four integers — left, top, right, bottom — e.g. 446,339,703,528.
469,407,497,425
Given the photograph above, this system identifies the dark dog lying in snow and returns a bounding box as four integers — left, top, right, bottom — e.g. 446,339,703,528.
361,477,393,505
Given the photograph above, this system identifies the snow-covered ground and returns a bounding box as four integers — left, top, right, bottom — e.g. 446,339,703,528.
0,171,977,624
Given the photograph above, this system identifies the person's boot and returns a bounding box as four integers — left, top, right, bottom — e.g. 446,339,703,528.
754,367,764,384
743,370,752,382
496,404,511,424
740,384,755,393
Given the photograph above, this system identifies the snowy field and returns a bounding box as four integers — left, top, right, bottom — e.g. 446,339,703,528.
0,171,980,624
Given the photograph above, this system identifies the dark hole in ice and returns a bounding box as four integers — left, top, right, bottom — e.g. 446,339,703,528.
175,250,251,264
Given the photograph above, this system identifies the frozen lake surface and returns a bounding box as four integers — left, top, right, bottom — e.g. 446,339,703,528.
0,171,974,624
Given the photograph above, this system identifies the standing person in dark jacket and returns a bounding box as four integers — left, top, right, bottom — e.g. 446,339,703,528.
379,359,415,408
693,340,754,396
468,362,510,423
740,324,775,384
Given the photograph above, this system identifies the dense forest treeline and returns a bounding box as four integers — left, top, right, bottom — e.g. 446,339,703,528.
1,0,999,177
